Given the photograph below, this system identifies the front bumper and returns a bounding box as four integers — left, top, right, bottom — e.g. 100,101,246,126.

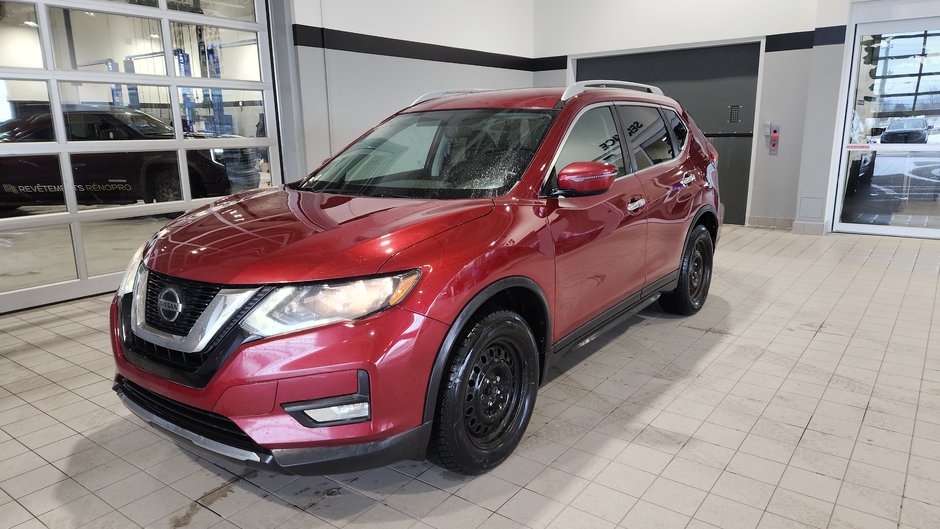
110,293,448,473
115,377,431,474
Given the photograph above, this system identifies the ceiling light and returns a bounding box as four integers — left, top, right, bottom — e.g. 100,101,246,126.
23,21,38,27
149,33,160,39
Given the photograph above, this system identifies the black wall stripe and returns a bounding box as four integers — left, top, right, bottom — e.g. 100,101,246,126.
766,25,847,52
766,30,816,52
293,23,848,66
814,25,847,47
292,24,566,72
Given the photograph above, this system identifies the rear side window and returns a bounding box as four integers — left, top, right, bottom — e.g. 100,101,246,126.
554,106,626,176
663,109,688,152
615,105,675,171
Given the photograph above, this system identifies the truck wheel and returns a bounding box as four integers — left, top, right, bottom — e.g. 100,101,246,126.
151,169,181,203
660,224,713,315
428,310,539,474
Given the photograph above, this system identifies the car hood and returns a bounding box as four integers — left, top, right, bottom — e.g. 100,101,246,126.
144,187,494,284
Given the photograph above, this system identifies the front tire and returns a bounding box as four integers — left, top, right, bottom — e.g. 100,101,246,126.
660,224,714,315
428,310,539,474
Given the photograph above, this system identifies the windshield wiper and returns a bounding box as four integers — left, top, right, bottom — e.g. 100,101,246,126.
367,190,416,199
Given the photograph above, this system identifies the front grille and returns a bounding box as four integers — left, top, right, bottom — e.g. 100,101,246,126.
145,271,221,336
119,287,270,388
127,332,210,372
118,378,269,455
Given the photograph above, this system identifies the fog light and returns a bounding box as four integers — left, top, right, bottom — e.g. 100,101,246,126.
303,402,370,423
281,370,372,427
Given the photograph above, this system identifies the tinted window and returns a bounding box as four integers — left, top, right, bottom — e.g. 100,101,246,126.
616,106,675,171
65,113,131,141
554,107,625,175
663,109,688,152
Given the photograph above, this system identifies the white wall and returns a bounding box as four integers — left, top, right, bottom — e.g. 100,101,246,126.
533,0,819,57
323,50,534,150
294,0,535,57
749,49,812,225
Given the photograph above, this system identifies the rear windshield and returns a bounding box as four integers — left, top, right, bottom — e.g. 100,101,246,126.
296,109,556,199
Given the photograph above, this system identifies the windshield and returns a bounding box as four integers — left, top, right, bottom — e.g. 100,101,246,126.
888,118,927,130
297,109,556,199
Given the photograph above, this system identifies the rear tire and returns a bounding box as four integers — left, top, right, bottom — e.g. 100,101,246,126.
659,224,713,315
428,310,539,474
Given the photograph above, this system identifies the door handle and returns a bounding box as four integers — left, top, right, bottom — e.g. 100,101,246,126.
627,197,646,212
680,174,696,186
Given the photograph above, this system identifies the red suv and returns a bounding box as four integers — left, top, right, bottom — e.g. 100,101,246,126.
111,81,722,475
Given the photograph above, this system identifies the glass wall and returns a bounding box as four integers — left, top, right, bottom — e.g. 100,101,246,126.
836,24,940,236
0,0,279,312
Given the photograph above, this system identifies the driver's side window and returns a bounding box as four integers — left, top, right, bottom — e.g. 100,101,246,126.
554,107,627,177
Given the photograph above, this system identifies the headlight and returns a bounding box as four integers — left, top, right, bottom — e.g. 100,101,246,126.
241,270,421,338
210,148,225,165
117,242,147,296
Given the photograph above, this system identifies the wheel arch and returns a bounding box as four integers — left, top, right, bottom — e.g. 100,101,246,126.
422,276,551,424
691,205,719,246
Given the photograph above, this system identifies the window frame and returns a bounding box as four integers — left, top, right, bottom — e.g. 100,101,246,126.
540,102,632,197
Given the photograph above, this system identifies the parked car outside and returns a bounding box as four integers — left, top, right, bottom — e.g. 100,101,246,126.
880,116,931,144
111,81,722,475
0,106,234,209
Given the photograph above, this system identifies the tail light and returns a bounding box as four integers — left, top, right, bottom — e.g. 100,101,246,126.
705,141,719,190
706,142,719,163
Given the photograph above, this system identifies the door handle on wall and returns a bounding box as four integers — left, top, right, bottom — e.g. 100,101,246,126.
626,197,646,212
680,174,695,186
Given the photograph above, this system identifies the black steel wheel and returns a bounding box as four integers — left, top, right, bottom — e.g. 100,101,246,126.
428,310,539,474
660,224,713,315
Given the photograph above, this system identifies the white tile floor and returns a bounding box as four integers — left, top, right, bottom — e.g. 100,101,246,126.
3,225,940,528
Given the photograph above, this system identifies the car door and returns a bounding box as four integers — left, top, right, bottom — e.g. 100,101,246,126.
547,105,649,341
616,104,698,285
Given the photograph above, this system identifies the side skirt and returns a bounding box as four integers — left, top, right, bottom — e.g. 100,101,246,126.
543,270,679,380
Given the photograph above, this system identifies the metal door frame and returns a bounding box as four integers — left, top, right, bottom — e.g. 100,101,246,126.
830,1,940,238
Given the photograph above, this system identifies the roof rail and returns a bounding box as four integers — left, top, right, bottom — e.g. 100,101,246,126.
560,80,664,101
410,89,493,106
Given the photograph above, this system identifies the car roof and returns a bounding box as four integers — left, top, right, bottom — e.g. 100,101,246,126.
404,86,681,113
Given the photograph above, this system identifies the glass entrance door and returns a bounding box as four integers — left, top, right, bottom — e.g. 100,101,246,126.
835,18,940,237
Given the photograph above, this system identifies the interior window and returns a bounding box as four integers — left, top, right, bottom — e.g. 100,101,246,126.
616,105,675,171
345,120,437,182
554,107,626,176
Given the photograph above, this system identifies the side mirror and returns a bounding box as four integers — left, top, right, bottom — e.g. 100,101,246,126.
556,162,617,197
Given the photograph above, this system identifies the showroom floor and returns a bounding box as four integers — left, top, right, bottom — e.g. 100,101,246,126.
2,225,940,529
